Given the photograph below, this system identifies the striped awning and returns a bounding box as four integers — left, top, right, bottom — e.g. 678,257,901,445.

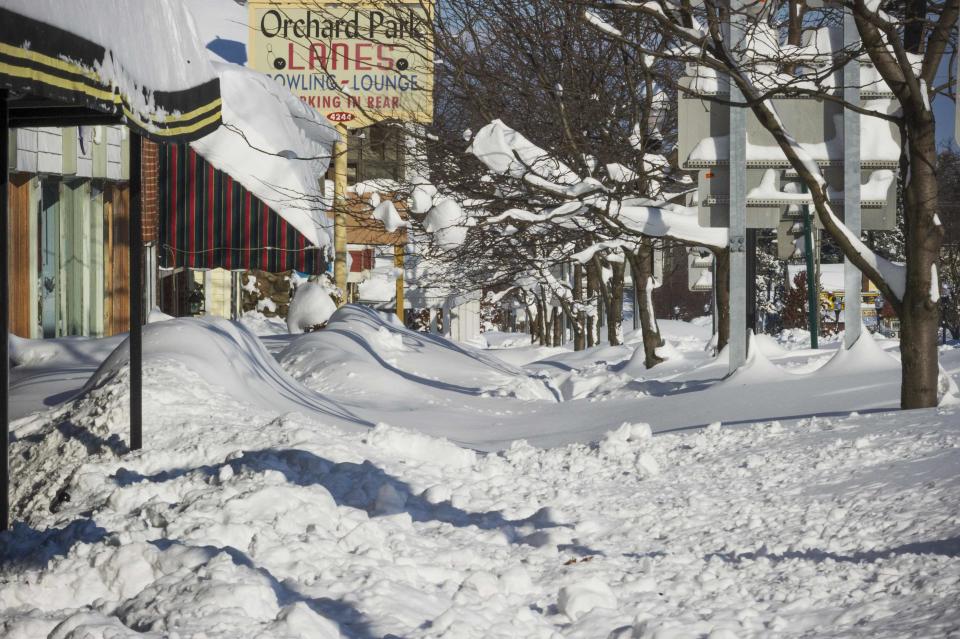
0,4,221,141
158,144,327,274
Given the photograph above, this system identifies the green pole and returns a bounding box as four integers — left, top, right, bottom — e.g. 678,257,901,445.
803,204,819,349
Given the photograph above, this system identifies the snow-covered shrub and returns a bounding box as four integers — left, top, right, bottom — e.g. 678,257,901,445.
287,280,338,333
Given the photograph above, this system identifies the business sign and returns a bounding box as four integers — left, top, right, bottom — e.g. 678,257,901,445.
248,1,433,127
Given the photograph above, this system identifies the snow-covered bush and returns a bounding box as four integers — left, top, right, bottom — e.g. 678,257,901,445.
287,281,338,333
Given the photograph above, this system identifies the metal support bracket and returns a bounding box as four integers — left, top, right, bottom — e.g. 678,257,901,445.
729,236,746,253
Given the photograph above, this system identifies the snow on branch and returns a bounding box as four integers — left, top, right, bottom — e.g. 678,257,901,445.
469,120,728,250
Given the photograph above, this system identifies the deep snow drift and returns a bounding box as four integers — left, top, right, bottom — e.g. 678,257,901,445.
2,308,959,637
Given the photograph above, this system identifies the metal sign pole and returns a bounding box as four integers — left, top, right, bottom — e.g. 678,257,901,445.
843,7,862,347
129,132,143,451
728,13,748,372
1,89,9,531
746,228,757,332
803,201,820,349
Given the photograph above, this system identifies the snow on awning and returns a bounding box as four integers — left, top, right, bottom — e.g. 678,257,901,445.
189,62,339,248
0,1,222,141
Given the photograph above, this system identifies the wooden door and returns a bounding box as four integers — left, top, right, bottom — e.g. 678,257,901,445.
6,174,33,338
108,184,130,335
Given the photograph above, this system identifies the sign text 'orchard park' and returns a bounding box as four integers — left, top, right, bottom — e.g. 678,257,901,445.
248,2,434,127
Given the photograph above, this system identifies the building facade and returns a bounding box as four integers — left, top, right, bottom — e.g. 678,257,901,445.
5,125,142,338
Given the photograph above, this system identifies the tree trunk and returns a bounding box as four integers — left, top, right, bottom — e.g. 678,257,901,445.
523,300,537,344
628,244,665,368
713,248,731,353
552,306,562,346
586,268,596,348
606,260,625,346
899,117,943,408
574,263,585,351
532,293,545,345
539,294,551,346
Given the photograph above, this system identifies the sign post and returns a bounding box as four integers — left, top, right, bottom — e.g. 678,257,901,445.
333,123,349,302
728,12,748,373
843,7,862,347
803,198,819,349
677,6,900,369
395,244,405,323
248,1,433,313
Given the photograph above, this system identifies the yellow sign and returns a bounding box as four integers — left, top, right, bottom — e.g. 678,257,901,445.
248,1,433,127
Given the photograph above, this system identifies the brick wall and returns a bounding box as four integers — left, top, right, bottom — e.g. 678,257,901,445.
141,138,159,243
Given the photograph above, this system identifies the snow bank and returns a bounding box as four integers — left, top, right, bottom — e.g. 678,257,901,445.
480,331,532,350
558,578,618,621
718,333,791,386
146,307,174,323
364,423,477,469
5,394,958,637
280,305,555,404
237,310,289,336
86,317,343,422
8,335,122,369
818,329,900,376
4,306,960,637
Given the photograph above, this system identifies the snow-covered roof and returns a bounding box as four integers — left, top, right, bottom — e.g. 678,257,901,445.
788,263,846,292
190,62,340,247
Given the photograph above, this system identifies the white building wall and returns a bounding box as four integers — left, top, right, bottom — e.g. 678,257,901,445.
106,126,123,180
36,127,63,174
15,128,38,173
76,126,94,178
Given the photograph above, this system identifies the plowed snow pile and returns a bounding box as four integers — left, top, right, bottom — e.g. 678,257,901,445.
2,312,959,637
3,404,959,637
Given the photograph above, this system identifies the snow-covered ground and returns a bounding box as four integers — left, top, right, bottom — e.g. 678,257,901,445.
2,307,959,638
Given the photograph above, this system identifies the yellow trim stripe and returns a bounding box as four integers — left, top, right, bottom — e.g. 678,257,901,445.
1,44,221,127
0,41,101,82
1,60,221,138
152,97,222,125
0,60,117,102
122,106,222,138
